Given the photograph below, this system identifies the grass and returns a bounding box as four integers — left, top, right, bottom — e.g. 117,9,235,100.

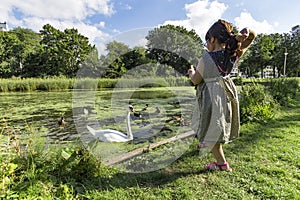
0,77,192,92
1,95,299,199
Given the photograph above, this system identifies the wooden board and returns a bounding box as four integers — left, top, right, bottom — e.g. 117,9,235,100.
105,130,195,166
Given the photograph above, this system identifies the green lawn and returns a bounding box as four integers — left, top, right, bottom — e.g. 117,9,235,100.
1,96,300,199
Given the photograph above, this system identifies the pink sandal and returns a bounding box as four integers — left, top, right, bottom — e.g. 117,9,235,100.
205,162,232,172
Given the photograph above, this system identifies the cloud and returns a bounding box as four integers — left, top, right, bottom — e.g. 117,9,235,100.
2,0,114,21
163,0,228,39
234,12,274,34
98,21,105,28
122,4,133,11
161,0,275,38
20,17,111,50
0,0,114,55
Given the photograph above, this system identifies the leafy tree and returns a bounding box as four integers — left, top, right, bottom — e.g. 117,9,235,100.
122,46,150,71
39,24,94,77
0,31,22,77
11,28,43,77
78,48,102,78
269,33,284,77
240,34,274,77
39,24,64,76
146,24,204,75
100,41,131,78
61,28,94,77
286,32,300,77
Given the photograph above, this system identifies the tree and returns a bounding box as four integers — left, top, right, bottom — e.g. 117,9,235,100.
269,33,284,77
11,28,43,77
240,34,274,77
0,31,22,77
100,41,131,78
286,32,300,76
78,48,102,78
146,24,204,75
39,24,94,77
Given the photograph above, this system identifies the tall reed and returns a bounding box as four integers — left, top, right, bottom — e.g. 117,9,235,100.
0,77,192,92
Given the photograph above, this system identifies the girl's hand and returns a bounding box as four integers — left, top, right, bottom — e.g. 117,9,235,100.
188,65,195,77
236,28,256,57
240,27,250,37
236,27,250,42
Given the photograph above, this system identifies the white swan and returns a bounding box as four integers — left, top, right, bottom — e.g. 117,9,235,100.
86,110,133,142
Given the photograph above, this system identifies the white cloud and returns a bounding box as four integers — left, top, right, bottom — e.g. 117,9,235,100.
163,0,228,39
98,21,105,28
162,0,276,38
117,2,132,11
123,4,133,10
0,0,114,55
85,0,115,16
21,17,111,50
234,12,274,34
136,37,148,47
3,0,114,21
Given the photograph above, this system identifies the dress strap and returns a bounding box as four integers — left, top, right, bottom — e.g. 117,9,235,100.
218,76,237,101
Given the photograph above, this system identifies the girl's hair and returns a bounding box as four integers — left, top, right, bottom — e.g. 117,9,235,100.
205,19,242,66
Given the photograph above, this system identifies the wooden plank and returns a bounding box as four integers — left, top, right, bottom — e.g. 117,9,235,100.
105,130,195,166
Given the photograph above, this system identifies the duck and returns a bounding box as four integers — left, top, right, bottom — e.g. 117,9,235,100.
141,104,149,111
129,105,142,118
86,107,133,142
58,117,67,127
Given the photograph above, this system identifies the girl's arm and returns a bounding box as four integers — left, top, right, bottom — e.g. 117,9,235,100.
236,28,256,57
188,58,204,85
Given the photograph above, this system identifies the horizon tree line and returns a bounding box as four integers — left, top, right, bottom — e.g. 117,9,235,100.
0,24,299,78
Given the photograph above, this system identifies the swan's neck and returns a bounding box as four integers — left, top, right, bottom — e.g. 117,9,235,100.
126,111,133,140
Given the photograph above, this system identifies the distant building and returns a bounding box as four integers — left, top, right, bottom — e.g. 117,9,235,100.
291,25,300,35
0,21,8,31
230,65,239,77
261,66,278,78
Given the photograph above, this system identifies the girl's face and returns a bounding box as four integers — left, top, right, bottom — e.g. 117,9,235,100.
205,38,214,52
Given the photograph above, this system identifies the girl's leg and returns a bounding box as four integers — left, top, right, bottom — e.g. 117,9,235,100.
209,143,231,171
211,143,226,164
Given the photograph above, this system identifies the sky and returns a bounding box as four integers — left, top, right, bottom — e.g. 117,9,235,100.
1,0,299,55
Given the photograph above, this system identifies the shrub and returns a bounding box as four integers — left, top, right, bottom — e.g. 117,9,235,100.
232,76,243,86
267,78,299,106
240,83,279,124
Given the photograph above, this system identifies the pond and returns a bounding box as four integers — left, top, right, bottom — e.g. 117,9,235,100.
0,86,197,173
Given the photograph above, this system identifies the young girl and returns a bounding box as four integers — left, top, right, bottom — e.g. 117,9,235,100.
188,19,256,172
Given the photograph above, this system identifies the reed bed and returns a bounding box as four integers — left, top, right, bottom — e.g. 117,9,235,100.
0,77,192,92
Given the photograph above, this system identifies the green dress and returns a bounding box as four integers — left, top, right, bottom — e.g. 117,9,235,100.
192,51,240,144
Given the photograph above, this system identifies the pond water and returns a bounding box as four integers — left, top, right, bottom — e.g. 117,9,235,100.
1,87,197,172
1,87,196,143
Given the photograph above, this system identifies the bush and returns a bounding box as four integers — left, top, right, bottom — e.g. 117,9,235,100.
240,83,279,124
267,78,299,106
232,76,243,86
